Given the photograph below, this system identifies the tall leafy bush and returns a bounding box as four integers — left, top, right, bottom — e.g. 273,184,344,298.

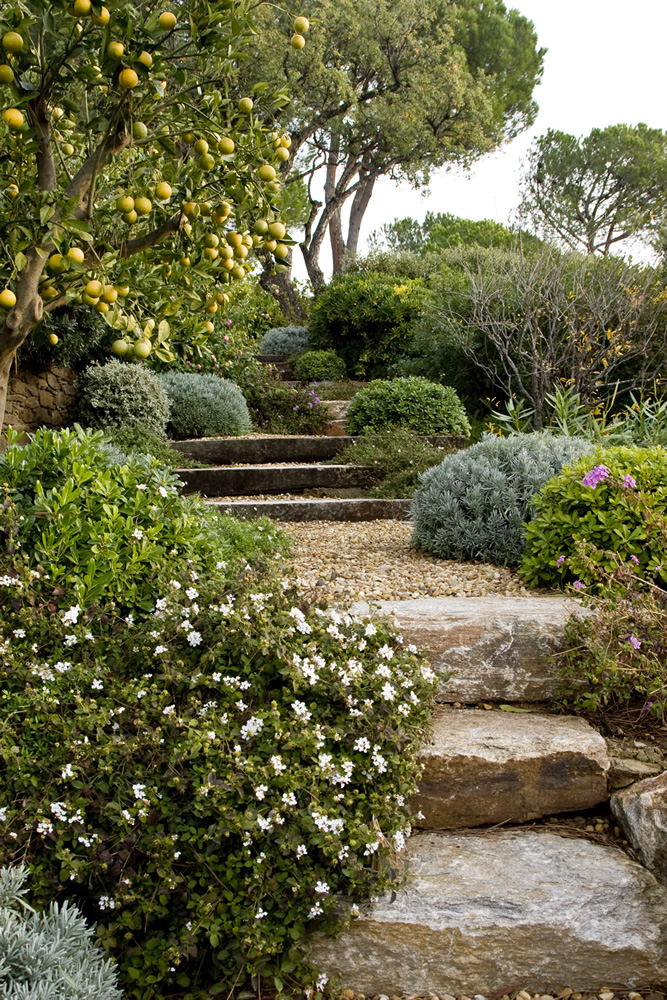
345,377,471,436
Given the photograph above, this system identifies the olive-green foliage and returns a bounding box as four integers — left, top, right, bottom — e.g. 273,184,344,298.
0,426,287,613
159,372,252,438
0,866,122,1000
334,429,461,498
345,377,471,436
293,349,346,382
0,466,435,998
100,425,201,469
73,359,170,437
18,305,109,371
315,379,366,401
412,433,594,565
369,212,545,255
310,272,425,378
519,446,667,589
259,325,310,356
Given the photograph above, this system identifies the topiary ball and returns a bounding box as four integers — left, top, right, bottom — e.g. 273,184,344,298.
345,376,471,436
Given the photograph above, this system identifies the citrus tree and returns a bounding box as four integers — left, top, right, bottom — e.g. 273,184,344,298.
0,0,309,430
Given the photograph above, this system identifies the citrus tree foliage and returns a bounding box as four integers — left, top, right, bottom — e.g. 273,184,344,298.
0,0,306,427
237,0,545,285
518,124,667,257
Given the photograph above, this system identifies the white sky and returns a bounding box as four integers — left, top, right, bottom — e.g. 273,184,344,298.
293,0,667,281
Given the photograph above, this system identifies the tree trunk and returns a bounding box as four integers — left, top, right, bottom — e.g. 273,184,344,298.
0,249,48,436
258,252,306,322
299,243,327,289
345,175,376,262
329,207,346,273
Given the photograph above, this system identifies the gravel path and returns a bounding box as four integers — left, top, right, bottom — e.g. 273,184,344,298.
285,520,531,602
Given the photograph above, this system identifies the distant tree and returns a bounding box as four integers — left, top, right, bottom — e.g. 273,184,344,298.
239,0,545,288
369,212,544,254
518,124,667,257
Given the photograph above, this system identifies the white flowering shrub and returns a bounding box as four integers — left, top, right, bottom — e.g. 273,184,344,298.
0,437,435,999
159,372,252,438
0,865,121,1000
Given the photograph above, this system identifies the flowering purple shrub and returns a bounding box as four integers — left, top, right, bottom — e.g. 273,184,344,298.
519,445,667,590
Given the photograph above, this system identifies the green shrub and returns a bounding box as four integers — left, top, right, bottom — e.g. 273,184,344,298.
0,491,435,998
100,424,200,469
0,865,122,1000
412,433,594,565
345,377,471,437
293,350,346,382
519,446,667,589
334,429,459,498
73,359,170,436
17,305,110,372
159,372,252,438
259,325,310,356
309,272,424,378
235,359,329,433
0,426,289,613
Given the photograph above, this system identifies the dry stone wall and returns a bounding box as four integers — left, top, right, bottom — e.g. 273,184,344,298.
3,366,77,433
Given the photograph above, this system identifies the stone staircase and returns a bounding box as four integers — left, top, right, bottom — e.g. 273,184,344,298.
171,433,464,522
309,595,667,993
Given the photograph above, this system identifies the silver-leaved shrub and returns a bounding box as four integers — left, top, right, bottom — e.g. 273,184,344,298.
259,325,310,357
411,432,594,565
159,371,252,438
0,865,121,1000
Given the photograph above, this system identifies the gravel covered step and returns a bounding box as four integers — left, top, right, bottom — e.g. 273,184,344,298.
352,595,587,703
206,497,412,521
176,464,369,496
309,830,667,994
171,434,466,465
414,707,610,830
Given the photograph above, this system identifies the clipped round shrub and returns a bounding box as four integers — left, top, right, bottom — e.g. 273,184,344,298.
0,505,435,997
345,376,471,436
0,865,122,1000
412,432,594,565
159,371,252,438
293,349,346,382
259,325,309,357
73,359,170,436
519,445,667,589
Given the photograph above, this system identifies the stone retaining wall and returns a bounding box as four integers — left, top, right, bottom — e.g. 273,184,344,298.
3,366,77,433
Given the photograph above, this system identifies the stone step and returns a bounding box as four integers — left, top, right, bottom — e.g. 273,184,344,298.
351,595,588,703
171,434,466,466
206,497,411,522
322,400,350,420
414,707,610,830
176,464,369,497
309,830,667,994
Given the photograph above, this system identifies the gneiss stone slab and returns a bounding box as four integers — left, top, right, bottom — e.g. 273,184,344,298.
352,595,587,702
612,771,667,885
414,708,609,829
308,831,667,994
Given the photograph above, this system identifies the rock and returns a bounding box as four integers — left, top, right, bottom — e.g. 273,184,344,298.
349,596,588,703
608,757,664,790
308,831,667,993
611,772,667,885
414,708,609,829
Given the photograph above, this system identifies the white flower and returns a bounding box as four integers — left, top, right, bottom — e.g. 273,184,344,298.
158,486,169,497
50,802,68,821
121,809,132,821
270,755,286,773
316,975,328,992
136,689,147,700
91,678,103,691
255,784,268,801
187,631,202,647
132,783,148,801
257,816,273,832
255,908,267,920
406,643,418,653
132,528,144,540
137,484,148,491
155,598,168,611
421,664,437,683
154,645,168,655
98,895,116,911
62,605,81,626
64,634,78,647
282,791,297,807
314,880,330,895
186,587,198,600
12,628,25,638
375,663,392,679
0,808,6,822
378,644,394,660
291,700,312,722
363,840,379,856
36,820,54,835
296,844,308,857
380,682,396,702
216,561,227,569
307,903,323,919
206,731,216,740
364,623,377,637
61,763,75,779
169,580,181,590
353,737,371,753
240,716,263,739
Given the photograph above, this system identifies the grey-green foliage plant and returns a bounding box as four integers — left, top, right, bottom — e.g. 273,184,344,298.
160,372,252,438
73,359,170,437
412,432,595,565
345,376,471,436
259,325,309,356
0,865,121,1000
293,349,346,382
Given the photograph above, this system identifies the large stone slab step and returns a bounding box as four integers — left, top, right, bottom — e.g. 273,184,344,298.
171,434,466,466
352,595,588,703
309,830,667,993
207,497,411,522
414,708,610,830
176,464,368,497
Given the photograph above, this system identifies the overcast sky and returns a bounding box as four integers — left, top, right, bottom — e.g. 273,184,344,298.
293,0,667,281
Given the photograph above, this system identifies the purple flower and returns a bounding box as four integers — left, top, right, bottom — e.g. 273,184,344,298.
625,633,641,650
582,464,610,488
642,701,654,715
629,554,639,565
556,555,566,568
572,580,586,591
622,474,637,489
